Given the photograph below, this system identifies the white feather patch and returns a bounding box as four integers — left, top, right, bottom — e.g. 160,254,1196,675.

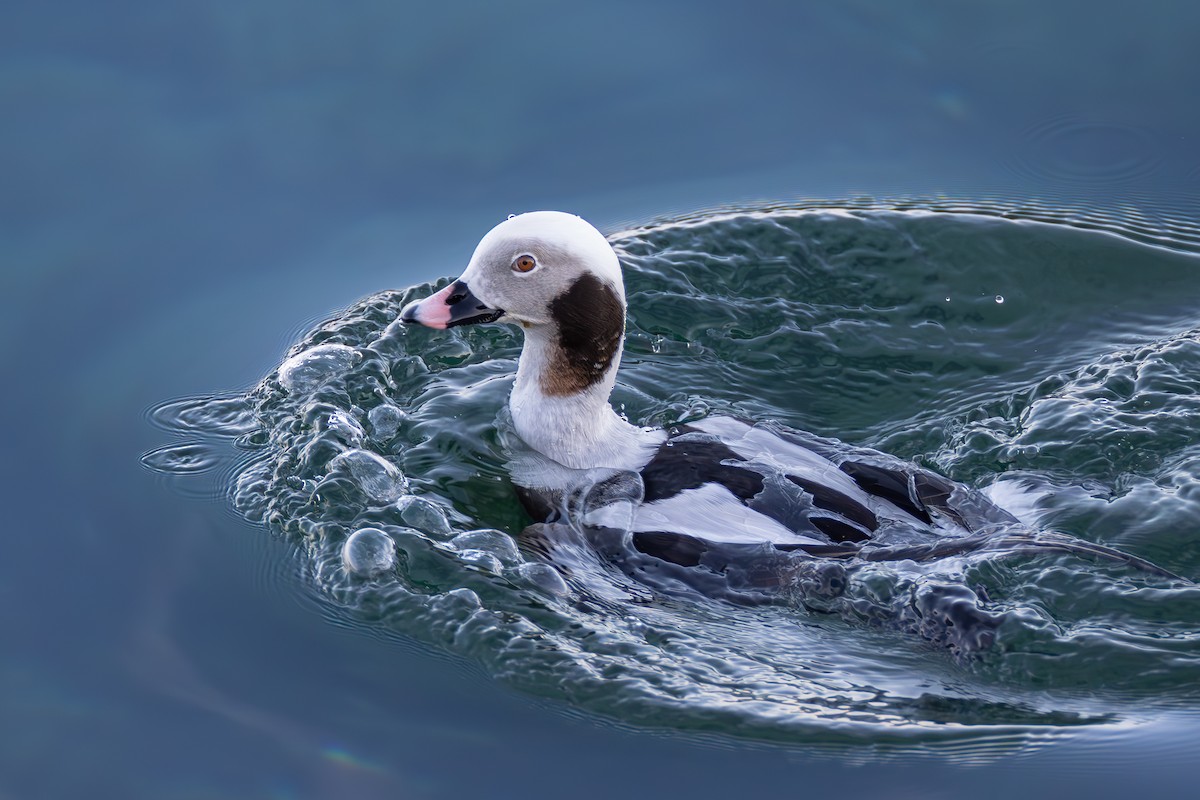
632,483,823,545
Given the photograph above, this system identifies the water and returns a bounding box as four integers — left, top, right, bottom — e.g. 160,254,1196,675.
5,2,1200,798
146,203,1200,741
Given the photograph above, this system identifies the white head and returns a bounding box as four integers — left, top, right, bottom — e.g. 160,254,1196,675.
402,211,627,397
401,212,662,470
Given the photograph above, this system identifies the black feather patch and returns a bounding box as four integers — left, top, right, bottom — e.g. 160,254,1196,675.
641,437,764,502
632,531,709,567
811,516,871,543
786,475,879,531
543,273,625,396
839,461,933,524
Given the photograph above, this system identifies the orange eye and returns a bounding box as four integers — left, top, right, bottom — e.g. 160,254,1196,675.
513,255,536,273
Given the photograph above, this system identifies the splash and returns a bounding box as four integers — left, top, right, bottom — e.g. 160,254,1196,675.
146,201,1200,750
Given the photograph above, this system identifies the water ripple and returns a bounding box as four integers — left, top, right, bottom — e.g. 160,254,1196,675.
1007,115,1162,187
140,442,223,475
147,394,257,436
146,199,1200,748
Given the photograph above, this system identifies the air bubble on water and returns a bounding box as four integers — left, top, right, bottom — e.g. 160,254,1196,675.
440,587,482,611
458,549,504,575
278,344,360,393
329,448,407,502
395,495,453,537
451,529,521,565
327,411,365,445
342,527,397,576
995,295,1005,304
368,403,405,440
518,562,570,597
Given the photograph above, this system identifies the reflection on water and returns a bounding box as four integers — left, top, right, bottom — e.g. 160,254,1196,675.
147,201,1200,753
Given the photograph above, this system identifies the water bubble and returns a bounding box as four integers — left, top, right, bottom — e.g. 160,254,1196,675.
367,403,405,441
278,344,360,393
328,449,407,502
518,562,570,597
395,496,452,536
327,411,365,445
995,295,1005,304
341,527,396,576
451,529,521,565
458,549,504,575
440,587,482,611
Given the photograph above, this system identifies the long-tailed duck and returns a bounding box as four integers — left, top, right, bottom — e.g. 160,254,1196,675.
400,211,1173,596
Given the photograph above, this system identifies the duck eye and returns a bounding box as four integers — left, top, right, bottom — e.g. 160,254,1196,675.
513,254,537,273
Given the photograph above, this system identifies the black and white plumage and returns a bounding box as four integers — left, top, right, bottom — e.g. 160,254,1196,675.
400,211,1173,588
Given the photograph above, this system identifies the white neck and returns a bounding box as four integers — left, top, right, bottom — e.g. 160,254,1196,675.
508,326,664,471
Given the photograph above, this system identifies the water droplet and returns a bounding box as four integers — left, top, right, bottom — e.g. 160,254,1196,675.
342,527,396,576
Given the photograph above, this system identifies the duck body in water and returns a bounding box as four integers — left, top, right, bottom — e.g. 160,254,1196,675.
399,211,1175,609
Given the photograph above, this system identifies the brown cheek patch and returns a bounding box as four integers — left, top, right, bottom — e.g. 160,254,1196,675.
542,273,625,396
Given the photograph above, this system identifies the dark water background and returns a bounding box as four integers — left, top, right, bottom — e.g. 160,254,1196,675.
4,2,1200,798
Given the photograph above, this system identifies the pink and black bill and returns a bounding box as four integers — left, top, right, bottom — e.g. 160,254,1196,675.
400,280,504,329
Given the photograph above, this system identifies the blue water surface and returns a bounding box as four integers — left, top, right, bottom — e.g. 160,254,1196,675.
3,2,1200,798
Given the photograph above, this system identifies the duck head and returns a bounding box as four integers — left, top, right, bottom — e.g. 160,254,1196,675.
400,211,661,471
401,211,627,396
